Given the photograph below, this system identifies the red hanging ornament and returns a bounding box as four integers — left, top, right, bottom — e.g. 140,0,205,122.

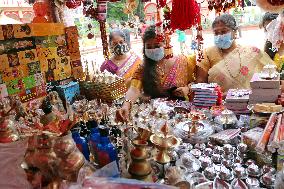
87,33,94,39
157,0,167,8
170,0,201,31
66,0,81,9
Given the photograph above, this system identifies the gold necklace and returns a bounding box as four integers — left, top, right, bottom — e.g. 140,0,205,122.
221,48,242,79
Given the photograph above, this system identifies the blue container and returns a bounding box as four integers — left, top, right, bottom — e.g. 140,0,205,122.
72,131,90,161
97,126,118,167
56,81,80,103
89,128,100,163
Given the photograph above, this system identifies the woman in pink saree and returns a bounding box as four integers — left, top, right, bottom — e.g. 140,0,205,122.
116,26,196,122
100,30,142,85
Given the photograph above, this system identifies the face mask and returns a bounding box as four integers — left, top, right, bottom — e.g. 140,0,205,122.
214,32,233,49
145,47,165,61
112,43,129,56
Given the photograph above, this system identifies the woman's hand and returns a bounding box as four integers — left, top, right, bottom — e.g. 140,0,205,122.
115,102,131,123
173,86,190,97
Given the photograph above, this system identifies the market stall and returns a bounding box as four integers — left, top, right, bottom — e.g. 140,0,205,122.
0,0,284,189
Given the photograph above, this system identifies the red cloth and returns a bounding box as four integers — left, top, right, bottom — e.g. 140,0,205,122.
170,0,201,31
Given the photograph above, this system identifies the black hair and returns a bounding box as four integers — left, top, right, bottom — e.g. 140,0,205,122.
142,25,166,98
212,14,238,31
264,40,278,60
260,12,279,29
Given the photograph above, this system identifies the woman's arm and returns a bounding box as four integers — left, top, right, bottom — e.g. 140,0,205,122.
124,86,141,103
196,66,208,83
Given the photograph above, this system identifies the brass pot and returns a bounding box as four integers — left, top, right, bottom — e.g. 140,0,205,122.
128,159,152,177
128,140,152,179
54,134,76,157
130,140,148,160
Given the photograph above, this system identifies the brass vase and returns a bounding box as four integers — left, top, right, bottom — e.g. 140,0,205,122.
128,140,152,181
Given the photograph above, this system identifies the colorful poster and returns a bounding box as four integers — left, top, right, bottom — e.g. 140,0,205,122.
22,75,36,89
18,49,38,64
13,24,32,39
6,79,24,95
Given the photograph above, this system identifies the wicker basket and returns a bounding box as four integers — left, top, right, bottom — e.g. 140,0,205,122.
80,78,127,103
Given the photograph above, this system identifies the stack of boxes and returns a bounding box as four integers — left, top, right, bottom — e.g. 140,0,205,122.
191,83,222,108
225,89,251,114
249,73,281,104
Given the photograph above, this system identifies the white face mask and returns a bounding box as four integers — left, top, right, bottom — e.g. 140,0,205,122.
145,47,165,61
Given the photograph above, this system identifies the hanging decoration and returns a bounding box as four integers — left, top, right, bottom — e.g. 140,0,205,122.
163,5,173,59
207,0,246,13
196,24,204,62
87,23,95,39
32,1,49,23
170,0,201,31
65,0,82,9
255,0,284,12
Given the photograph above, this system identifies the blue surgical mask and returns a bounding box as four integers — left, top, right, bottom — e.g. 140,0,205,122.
145,47,164,61
214,32,233,49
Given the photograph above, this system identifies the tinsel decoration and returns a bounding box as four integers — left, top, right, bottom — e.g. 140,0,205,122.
170,0,201,31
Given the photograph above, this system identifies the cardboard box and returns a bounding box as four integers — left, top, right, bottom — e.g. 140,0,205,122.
250,73,280,89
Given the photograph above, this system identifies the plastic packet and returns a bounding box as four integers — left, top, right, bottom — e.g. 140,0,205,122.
0,139,32,189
